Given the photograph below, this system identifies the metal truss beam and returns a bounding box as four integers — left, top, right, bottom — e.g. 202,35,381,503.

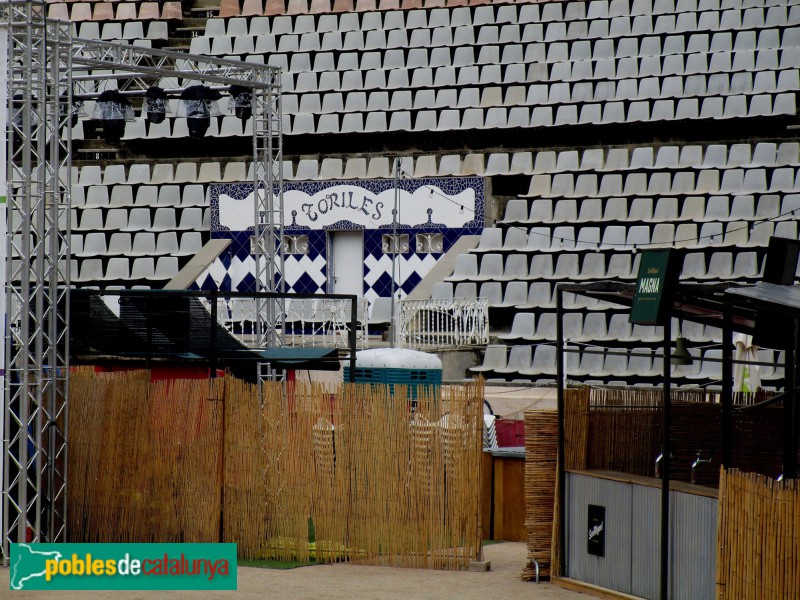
64,40,285,346
2,2,283,561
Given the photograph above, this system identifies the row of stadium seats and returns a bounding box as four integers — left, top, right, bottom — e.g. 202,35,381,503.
70,256,180,283
83,94,789,140
126,95,797,140
447,248,769,281
199,14,798,50
501,196,800,225
70,21,169,41
531,142,800,172
431,259,764,310
47,1,181,22
73,116,253,141
220,0,593,19
525,166,800,197
191,34,800,74
121,81,789,136
210,7,534,37
191,36,799,70
73,231,203,258
218,0,798,23
72,163,244,186
269,70,799,101
470,344,761,383
73,184,208,208
435,279,626,307
68,146,800,193
71,207,209,231
74,67,797,139
66,154,493,188
498,313,723,344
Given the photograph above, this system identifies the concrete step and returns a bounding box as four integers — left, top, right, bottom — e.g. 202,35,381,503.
162,43,190,52
173,29,205,40
177,20,208,30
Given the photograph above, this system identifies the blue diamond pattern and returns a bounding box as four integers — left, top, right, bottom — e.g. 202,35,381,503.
198,177,485,304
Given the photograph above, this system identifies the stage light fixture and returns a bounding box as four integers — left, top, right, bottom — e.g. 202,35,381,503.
144,86,168,124
228,85,252,123
178,85,222,139
94,90,133,144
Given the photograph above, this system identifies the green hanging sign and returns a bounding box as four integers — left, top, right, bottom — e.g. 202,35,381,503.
630,249,679,325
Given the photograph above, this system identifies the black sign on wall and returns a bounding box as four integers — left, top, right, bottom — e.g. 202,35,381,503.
587,504,606,557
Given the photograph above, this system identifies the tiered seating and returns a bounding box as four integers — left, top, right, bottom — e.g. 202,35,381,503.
70,152,531,180
72,1,799,142
165,1,800,140
60,0,799,392
69,164,210,287
217,0,515,18
466,140,799,386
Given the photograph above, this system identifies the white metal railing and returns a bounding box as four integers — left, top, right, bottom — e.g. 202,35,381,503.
213,297,369,350
398,297,488,350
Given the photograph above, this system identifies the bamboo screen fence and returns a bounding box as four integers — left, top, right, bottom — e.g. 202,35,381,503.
562,386,788,487
68,370,225,544
68,369,483,569
521,409,559,581
716,468,799,600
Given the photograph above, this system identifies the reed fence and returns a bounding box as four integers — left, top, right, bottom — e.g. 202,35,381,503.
68,370,224,544
521,408,560,580
562,386,787,487
716,468,799,600
67,369,483,568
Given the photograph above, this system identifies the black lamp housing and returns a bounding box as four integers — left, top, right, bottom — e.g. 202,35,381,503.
228,85,252,123
93,90,133,144
144,86,168,124
179,85,222,139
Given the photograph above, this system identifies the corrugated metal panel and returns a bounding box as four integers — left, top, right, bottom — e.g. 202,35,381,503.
566,473,633,594
631,485,661,600
670,491,717,600
566,474,717,600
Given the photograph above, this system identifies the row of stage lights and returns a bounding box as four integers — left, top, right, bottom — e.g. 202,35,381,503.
49,85,254,143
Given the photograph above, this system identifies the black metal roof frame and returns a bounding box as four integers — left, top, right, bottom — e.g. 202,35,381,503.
555,279,759,334
68,288,358,380
552,278,800,600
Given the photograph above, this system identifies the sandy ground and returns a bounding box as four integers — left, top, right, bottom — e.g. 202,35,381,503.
0,542,588,599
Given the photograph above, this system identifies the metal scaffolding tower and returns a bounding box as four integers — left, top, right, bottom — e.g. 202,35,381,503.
3,1,73,554
2,1,283,558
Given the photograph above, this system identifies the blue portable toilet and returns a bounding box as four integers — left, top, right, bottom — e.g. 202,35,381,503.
344,348,442,400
